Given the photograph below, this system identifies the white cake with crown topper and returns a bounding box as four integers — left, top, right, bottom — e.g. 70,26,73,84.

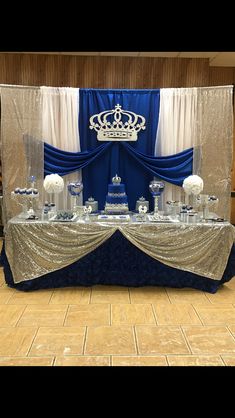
104,174,129,213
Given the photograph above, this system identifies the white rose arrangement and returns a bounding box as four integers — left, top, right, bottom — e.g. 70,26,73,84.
43,174,64,194
182,175,204,196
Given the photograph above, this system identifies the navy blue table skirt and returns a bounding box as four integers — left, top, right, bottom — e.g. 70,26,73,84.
1,230,235,293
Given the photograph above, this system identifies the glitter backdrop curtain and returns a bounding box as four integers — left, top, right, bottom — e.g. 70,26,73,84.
0,85,43,225
195,86,234,220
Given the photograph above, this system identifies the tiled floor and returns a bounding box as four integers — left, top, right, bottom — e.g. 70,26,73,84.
1,246,235,366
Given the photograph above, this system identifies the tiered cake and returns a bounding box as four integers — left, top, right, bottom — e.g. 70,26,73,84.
104,174,129,213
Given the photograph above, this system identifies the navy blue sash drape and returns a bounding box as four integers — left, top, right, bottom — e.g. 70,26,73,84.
44,141,193,209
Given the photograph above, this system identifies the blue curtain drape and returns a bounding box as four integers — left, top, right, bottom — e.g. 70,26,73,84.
121,142,193,186
44,141,112,176
44,142,193,208
45,141,193,184
78,89,160,210
44,89,193,210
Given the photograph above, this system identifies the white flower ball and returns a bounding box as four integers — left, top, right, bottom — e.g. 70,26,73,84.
43,174,64,194
183,175,203,196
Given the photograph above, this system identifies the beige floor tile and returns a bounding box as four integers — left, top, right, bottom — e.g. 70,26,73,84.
167,355,224,366
112,356,168,366
153,303,201,325
221,356,235,366
85,326,136,355
166,288,210,304
0,283,9,289
0,356,54,366
129,287,170,304
55,356,110,366
7,289,53,305
223,277,235,290
0,288,16,304
0,305,26,326
0,327,37,356
29,326,86,356
136,326,190,355
50,287,90,304
112,304,155,325
17,305,68,327
193,304,235,325
91,290,130,304
228,325,235,336
0,274,6,287
65,304,110,326
206,287,235,304
182,325,235,354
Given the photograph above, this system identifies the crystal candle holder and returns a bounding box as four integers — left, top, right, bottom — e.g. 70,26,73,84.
149,180,165,219
67,181,83,211
195,194,219,221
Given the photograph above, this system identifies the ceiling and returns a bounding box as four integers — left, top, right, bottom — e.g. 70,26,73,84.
7,51,235,67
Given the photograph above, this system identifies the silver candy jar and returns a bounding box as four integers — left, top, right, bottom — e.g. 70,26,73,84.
84,196,98,213
136,196,149,212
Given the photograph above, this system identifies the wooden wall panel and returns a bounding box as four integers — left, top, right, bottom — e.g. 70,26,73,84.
209,66,235,86
0,53,233,91
0,54,211,89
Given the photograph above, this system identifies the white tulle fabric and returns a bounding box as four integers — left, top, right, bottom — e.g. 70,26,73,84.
41,86,82,209
154,88,198,206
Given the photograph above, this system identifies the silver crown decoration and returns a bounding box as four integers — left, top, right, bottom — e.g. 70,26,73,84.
88,197,95,202
89,104,146,141
112,174,121,184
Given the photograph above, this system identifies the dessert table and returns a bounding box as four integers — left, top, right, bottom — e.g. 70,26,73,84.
1,215,235,293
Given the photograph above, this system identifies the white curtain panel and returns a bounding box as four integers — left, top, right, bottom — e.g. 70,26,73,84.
154,88,198,206
41,86,82,210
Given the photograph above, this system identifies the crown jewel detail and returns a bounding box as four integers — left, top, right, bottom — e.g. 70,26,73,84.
112,174,121,184
89,104,146,141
